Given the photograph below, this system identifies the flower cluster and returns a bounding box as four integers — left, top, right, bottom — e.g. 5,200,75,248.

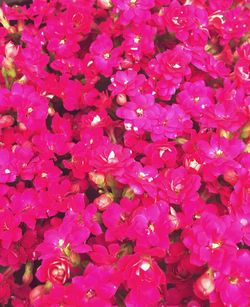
0,0,249,306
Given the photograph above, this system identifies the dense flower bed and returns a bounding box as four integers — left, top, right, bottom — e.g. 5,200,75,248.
0,0,249,306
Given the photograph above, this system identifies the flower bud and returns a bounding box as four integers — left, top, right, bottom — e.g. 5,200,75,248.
241,122,250,139
223,169,238,185
69,252,81,267
47,257,71,284
29,285,46,304
22,262,33,285
122,187,135,200
0,115,14,128
5,42,19,60
94,193,114,211
97,0,113,9
116,93,127,106
193,270,215,300
89,171,106,187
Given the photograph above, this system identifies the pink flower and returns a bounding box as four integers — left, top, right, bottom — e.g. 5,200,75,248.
116,94,156,130
215,250,250,306
89,34,121,77
177,80,214,118
113,0,155,25
197,135,245,180
119,252,165,285
142,141,177,168
89,143,133,176
36,212,90,260
158,166,201,203
156,45,192,82
128,202,170,249
148,104,192,140
163,1,196,41
109,70,146,97
102,197,139,241
118,164,158,198
10,189,40,229
0,209,22,249
0,149,17,183
122,24,157,59
72,264,118,305
182,213,241,271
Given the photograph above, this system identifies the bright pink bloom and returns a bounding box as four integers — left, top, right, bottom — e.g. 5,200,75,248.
177,80,214,118
72,264,118,306
113,0,155,25
158,166,201,203
109,70,146,97
89,34,121,77
36,212,90,260
0,209,22,249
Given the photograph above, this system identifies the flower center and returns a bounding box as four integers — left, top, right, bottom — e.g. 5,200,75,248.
210,241,222,249
86,289,96,300
145,222,155,235
194,96,200,103
214,149,224,157
130,0,137,6
103,52,111,59
91,115,101,126
229,276,239,285
136,108,144,117
134,35,141,44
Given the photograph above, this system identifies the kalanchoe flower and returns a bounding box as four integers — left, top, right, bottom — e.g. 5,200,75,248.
112,0,155,25
158,166,201,204
177,80,214,118
148,104,192,140
116,162,158,197
35,211,90,260
109,70,146,97
89,142,133,176
182,213,241,272
128,201,170,249
0,149,17,183
10,189,41,229
215,250,250,306
89,33,121,77
0,209,22,249
163,1,196,41
122,24,157,59
72,264,118,306
197,135,245,180
116,94,156,131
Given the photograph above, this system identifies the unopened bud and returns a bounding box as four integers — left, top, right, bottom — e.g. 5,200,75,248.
0,115,14,128
223,169,238,185
116,93,127,106
89,172,106,187
241,122,250,139
122,187,135,200
97,0,113,9
94,193,113,211
193,270,215,300
69,252,81,267
29,285,46,304
5,42,19,60
22,262,33,285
